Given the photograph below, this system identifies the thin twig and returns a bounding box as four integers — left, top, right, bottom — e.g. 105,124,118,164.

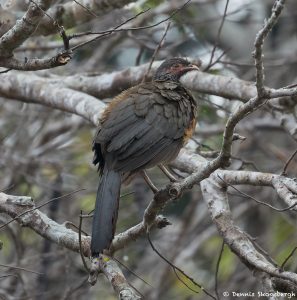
173,268,202,294
62,278,88,300
79,210,90,272
147,232,216,300
0,274,18,280
30,0,59,28
69,8,149,40
29,0,70,50
204,47,231,71
281,246,297,270
113,256,153,288
0,68,11,74
64,221,89,235
284,82,297,89
70,0,192,51
142,22,171,82
70,9,150,50
0,184,15,193
120,191,135,198
231,156,260,172
72,0,99,17
215,242,224,300
0,263,43,275
281,148,297,175
217,175,297,212
205,0,230,70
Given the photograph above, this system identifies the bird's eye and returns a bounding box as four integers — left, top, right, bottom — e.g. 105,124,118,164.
172,64,181,68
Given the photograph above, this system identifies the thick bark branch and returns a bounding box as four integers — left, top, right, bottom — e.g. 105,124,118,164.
62,61,257,101
1,63,296,125
61,61,297,105
62,61,159,99
89,257,141,299
0,192,143,299
0,72,104,125
0,192,91,256
0,192,170,256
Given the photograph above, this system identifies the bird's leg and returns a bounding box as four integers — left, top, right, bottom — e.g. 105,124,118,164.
158,164,178,182
141,170,159,193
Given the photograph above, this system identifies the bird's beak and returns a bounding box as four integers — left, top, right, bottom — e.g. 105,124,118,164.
187,64,200,71
180,64,200,73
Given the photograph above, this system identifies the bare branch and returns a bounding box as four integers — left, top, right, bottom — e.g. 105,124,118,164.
201,174,297,287
0,263,42,275
205,0,230,71
0,0,52,57
142,22,170,83
0,191,171,258
58,61,297,104
110,216,171,253
69,0,191,52
89,256,141,299
215,242,224,300
0,72,105,125
72,0,99,18
0,53,71,71
281,247,297,270
147,233,216,299
0,192,91,256
253,0,286,97
281,148,297,175
35,0,138,36
217,174,297,212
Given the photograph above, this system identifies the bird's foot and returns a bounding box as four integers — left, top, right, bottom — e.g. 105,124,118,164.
141,170,159,193
159,164,178,182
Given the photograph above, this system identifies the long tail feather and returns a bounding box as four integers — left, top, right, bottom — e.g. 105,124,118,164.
91,168,121,256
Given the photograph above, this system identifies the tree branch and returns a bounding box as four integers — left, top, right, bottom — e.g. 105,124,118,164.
0,72,105,125
253,0,286,98
0,192,91,256
0,0,52,57
201,173,297,287
35,0,137,36
0,191,171,256
89,256,141,299
0,53,71,71
59,61,297,105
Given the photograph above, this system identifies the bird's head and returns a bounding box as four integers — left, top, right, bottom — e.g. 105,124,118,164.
153,58,199,82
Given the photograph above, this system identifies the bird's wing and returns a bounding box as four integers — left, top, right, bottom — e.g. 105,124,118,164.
93,83,195,173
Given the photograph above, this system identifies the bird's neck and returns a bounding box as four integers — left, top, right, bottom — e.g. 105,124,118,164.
153,80,181,90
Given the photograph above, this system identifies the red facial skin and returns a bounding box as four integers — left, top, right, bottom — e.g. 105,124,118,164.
169,63,200,77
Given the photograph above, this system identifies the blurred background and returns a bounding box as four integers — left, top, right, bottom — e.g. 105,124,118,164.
0,0,297,299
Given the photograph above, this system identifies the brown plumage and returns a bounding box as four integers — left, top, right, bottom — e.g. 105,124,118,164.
91,58,199,256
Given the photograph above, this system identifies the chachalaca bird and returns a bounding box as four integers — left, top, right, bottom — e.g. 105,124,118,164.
91,58,199,256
